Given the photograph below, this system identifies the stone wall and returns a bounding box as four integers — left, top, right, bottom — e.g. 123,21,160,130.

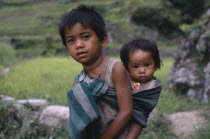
0,95,69,136
168,9,210,102
1,94,209,138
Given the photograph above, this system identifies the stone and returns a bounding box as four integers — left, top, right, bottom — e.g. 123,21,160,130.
12,103,26,120
203,62,210,103
17,99,48,109
168,8,210,102
166,110,208,138
39,105,69,135
0,95,15,103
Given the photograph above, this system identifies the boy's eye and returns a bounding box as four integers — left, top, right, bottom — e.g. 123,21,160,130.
67,38,74,44
83,35,90,40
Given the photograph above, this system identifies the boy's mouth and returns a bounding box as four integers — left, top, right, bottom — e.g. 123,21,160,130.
77,51,87,57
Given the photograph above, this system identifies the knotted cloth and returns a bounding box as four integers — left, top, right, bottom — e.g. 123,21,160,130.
67,79,162,139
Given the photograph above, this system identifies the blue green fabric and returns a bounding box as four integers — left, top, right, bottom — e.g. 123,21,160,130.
67,78,162,139
67,79,108,139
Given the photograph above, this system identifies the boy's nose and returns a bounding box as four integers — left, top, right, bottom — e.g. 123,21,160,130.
75,40,84,49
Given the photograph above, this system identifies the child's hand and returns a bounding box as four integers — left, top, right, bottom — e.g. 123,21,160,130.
132,82,141,91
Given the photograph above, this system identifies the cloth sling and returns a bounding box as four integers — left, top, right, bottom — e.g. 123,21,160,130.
67,78,162,139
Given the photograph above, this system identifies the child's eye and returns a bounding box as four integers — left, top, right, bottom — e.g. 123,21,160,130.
145,63,150,67
67,38,74,44
83,35,90,40
132,65,139,68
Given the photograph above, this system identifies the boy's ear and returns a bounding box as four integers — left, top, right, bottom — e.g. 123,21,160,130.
101,33,108,47
154,67,157,71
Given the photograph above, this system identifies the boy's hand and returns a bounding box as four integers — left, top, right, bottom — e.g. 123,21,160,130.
132,82,141,91
73,82,77,87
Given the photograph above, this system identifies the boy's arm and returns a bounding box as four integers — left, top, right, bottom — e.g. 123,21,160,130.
73,82,77,87
125,121,142,139
100,62,133,139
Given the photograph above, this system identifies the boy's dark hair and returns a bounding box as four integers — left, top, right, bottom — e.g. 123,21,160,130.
58,5,106,47
120,38,162,70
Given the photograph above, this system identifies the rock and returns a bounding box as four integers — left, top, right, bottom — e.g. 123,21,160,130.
0,95,15,103
166,110,208,138
17,99,48,109
12,103,27,120
203,62,210,103
168,8,210,102
39,105,69,135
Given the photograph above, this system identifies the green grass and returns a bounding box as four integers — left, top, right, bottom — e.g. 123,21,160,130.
0,57,82,105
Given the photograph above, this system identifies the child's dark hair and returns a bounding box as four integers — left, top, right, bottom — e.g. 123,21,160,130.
120,38,162,70
58,5,106,47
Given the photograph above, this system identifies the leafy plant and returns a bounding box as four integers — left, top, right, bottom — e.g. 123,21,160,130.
0,102,21,139
140,113,176,138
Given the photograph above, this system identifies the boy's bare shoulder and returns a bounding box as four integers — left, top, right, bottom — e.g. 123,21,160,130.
113,61,125,70
112,61,128,77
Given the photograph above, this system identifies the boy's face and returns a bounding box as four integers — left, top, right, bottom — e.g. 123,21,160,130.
65,23,107,65
127,49,157,83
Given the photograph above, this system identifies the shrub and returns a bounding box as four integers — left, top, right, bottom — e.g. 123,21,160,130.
10,38,41,49
140,113,176,138
0,102,21,139
168,0,205,24
131,7,181,35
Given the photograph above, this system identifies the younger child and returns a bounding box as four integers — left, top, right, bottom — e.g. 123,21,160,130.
58,5,133,139
120,38,162,138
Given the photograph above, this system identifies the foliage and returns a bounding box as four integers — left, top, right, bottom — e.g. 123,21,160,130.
191,125,210,139
140,113,176,138
168,0,205,24
0,43,16,67
191,107,210,138
0,102,21,138
0,101,68,138
131,5,182,36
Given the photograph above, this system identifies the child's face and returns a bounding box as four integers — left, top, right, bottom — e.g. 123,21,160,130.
127,49,157,83
65,23,107,65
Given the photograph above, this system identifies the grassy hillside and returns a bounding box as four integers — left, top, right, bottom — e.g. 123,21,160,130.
0,0,177,57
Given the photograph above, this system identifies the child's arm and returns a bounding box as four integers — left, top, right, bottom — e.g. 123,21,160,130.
126,121,142,139
100,62,133,139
